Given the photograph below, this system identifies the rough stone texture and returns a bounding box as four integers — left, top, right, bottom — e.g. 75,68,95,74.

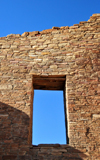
0,14,100,160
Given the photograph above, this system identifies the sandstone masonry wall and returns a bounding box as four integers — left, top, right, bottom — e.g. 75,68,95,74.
0,14,100,160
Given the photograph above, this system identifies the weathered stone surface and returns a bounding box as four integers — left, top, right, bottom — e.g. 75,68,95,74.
0,85,12,89
41,51,51,55
1,45,10,49
7,34,20,38
29,31,39,36
92,114,100,118
21,32,29,37
40,29,54,34
52,26,60,29
50,65,57,69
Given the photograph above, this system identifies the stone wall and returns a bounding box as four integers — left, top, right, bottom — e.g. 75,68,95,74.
0,14,100,160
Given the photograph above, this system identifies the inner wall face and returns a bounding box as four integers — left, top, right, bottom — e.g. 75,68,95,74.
32,90,66,145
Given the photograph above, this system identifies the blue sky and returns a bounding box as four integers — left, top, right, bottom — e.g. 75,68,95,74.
0,0,100,145
33,90,66,145
0,0,100,37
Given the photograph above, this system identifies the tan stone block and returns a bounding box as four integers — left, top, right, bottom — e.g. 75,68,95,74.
34,59,42,62
40,29,54,34
0,72,2,76
29,31,39,36
30,40,37,45
52,30,61,34
69,26,79,29
11,45,18,49
32,45,38,49
37,39,45,43
41,44,47,48
60,26,66,29
44,40,51,44
48,44,56,48
21,32,29,37
41,51,51,55
0,55,6,58
6,34,16,38
92,13,100,17
92,114,100,118
50,65,57,69
52,26,60,29
0,85,12,89
2,45,10,49
58,43,67,47
0,37,6,39
65,26,69,29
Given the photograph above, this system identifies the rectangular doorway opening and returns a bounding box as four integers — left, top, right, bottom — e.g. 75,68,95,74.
32,75,68,145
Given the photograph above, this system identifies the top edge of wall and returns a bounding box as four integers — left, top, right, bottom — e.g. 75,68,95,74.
0,13,100,39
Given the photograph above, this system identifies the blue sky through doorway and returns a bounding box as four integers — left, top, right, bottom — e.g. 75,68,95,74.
32,90,66,145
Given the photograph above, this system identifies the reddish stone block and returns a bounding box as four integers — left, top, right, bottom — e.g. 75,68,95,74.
2,156,17,160
18,156,31,160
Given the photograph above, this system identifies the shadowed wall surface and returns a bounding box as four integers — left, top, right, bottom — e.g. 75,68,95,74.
0,14,100,159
